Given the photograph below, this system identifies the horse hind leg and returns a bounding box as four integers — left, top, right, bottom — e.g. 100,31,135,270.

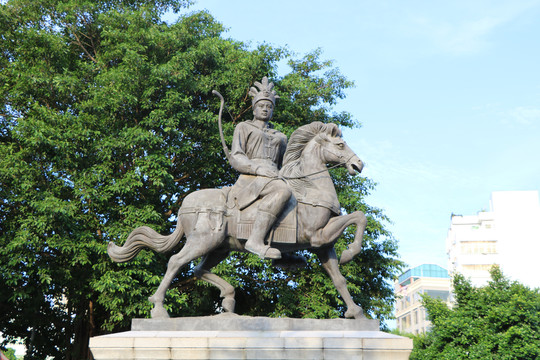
148,235,221,319
194,250,235,313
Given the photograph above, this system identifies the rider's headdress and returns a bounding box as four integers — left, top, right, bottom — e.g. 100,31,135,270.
249,76,279,106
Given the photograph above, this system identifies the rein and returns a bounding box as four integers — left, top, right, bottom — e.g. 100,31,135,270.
280,154,355,180
210,91,356,181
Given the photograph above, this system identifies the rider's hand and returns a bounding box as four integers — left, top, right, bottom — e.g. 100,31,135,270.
256,167,278,178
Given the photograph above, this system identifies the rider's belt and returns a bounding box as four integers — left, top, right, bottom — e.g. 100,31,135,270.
250,158,278,170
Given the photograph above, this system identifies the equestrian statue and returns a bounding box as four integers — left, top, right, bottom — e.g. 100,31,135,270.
107,76,368,319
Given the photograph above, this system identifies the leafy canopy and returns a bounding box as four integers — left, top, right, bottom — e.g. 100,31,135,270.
411,267,540,360
0,0,403,358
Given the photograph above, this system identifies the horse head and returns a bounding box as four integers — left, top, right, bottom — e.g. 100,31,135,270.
315,129,363,176
282,122,364,178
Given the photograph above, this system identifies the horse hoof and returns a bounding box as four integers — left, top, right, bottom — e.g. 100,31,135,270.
345,306,365,319
151,306,170,319
339,249,354,265
222,298,236,313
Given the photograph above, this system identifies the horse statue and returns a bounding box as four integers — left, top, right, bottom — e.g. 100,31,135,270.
107,121,367,319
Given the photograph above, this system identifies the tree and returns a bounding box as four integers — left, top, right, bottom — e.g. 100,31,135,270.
0,0,403,358
411,267,540,359
0,347,17,360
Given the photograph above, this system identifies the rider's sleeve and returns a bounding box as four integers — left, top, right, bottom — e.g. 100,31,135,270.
276,133,287,169
230,123,259,175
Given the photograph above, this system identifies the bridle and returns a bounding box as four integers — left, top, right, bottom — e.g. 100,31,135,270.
280,154,356,180
211,91,357,181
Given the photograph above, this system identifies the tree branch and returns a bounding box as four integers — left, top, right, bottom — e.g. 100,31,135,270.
69,28,97,63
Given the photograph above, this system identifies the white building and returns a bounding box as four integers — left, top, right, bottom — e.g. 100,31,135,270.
394,264,451,334
446,191,540,288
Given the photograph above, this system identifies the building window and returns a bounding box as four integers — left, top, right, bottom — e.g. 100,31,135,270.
462,264,498,271
424,290,450,302
460,241,497,255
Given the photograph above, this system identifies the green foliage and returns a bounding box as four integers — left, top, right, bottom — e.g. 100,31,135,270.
0,347,18,360
0,0,403,358
410,267,540,359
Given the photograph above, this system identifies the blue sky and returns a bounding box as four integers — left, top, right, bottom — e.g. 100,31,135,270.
170,1,540,270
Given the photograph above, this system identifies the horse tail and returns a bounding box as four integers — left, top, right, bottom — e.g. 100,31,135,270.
107,222,184,263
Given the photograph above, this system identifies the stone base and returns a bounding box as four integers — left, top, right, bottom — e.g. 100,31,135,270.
89,315,413,360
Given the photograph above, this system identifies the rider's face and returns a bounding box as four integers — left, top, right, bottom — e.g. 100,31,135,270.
253,100,274,122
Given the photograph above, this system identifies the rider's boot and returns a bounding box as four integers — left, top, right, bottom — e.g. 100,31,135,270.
244,212,282,259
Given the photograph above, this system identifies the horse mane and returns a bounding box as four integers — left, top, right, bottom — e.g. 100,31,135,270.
282,121,342,167
280,122,342,192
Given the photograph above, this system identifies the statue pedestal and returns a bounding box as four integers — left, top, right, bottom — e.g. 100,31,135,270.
89,315,412,360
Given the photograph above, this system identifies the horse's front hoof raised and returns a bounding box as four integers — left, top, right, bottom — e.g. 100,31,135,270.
339,249,354,265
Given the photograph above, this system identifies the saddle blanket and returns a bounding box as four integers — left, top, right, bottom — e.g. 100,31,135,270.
236,196,298,244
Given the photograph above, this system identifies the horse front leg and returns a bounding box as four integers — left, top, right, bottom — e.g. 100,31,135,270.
313,246,365,319
310,211,366,265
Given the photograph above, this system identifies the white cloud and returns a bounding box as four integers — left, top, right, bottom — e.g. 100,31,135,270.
405,1,540,55
444,17,503,54
506,106,540,125
471,103,540,127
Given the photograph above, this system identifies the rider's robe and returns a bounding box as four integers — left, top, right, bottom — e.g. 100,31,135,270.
229,120,287,210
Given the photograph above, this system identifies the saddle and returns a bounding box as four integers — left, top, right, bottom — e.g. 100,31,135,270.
182,174,338,246
236,194,298,244
222,172,340,244
222,186,298,244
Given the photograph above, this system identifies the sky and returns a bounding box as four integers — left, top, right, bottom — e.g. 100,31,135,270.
168,1,540,271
